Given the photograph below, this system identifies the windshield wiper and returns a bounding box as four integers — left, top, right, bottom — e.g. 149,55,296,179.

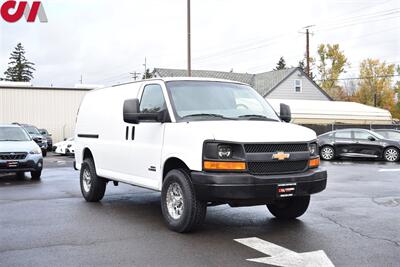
181,113,236,120
238,114,278,121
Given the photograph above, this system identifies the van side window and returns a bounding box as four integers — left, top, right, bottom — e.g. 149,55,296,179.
140,84,166,113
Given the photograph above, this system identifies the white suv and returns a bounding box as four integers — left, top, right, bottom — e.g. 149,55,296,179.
74,78,327,232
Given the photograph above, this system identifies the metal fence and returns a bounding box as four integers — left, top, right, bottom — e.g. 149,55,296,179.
301,124,400,136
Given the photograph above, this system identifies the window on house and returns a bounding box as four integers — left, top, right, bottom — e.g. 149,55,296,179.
294,79,302,92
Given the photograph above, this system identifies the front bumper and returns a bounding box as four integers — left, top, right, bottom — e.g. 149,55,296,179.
0,154,43,173
191,168,327,203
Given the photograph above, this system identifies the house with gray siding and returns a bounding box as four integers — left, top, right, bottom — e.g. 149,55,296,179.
153,67,332,101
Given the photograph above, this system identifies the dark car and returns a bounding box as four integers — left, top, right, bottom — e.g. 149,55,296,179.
39,128,53,151
17,124,48,157
0,124,43,180
318,128,400,162
373,129,400,141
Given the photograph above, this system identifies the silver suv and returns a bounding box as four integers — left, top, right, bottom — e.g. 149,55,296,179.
0,124,43,180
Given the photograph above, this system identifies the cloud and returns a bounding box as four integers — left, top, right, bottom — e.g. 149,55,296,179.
1,0,399,87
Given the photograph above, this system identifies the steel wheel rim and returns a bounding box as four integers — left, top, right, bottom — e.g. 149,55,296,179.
166,182,184,220
385,149,398,162
82,169,92,192
322,147,334,160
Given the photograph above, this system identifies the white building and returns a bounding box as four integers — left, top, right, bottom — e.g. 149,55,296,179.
0,83,92,142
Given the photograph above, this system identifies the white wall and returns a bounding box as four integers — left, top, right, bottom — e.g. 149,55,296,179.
267,69,330,100
0,87,90,142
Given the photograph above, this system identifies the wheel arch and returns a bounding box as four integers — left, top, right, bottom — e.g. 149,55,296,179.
162,157,190,181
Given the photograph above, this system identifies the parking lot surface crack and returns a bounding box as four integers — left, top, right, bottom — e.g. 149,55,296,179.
319,213,400,248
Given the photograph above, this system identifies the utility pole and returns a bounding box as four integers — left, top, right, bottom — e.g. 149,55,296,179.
187,0,192,77
301,25,315,77
143,57,147,79
79,75,83,84
130,71,140,81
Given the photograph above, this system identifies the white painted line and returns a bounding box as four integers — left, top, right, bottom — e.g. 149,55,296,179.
235,237,335,267
378,169,400,172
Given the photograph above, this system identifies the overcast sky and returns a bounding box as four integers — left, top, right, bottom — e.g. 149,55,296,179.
0,0,399,87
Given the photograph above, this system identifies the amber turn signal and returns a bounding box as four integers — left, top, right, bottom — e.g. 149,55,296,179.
203,161,246,171
309,157,320,168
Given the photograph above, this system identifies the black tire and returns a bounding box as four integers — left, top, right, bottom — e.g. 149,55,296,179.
80,158,107,202
383,147,400,162
31,170,42,180
320,145,335,161
267,196,310,219
161,169,207,233
42,150,47,157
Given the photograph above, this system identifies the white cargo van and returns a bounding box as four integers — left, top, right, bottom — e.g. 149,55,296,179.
74,78,327,232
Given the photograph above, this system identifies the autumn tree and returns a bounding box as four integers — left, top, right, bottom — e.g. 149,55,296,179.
354,59,397,117
316,44,349,100
274,57,287,70
3,43,35,82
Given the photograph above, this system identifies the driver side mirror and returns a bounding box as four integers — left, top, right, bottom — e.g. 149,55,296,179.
279,103,292,123
123,98,170,124
368,136,376,141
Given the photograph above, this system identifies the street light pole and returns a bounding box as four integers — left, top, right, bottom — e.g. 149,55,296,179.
187,0,191,77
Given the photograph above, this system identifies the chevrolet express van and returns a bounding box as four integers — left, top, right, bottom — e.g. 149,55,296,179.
74,78,327,232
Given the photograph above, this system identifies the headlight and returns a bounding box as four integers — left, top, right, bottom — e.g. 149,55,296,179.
309,143,318,156
30,147,42,154
218,145,232,159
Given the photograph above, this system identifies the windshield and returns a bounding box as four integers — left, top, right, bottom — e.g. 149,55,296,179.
166,81,280,122
0,127,31,141
23,125,40,135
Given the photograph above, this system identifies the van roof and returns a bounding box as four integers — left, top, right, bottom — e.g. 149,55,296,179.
111,77,248,88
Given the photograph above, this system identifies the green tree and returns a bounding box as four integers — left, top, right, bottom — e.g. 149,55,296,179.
354,59,396,116
316,44,348,100
274,57,287,70
142,68,153,79
3,43,35,82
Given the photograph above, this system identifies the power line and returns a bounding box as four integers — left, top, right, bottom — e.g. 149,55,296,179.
316,74,400,82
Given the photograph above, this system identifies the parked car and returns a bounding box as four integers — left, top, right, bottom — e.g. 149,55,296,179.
15,124,48,157
53,137,75,155
39,128,53,151
318,128,400,162
0,124,43,180
372,129,400,141
75,78,327,233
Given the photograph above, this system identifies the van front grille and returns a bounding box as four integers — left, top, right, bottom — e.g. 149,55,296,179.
244,143,308,153
247,160,308,175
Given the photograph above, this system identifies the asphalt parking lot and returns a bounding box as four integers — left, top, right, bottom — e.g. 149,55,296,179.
0,154,399,267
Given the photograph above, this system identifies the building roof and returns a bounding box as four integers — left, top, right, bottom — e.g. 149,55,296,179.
154,67,332,100
267,99,393,124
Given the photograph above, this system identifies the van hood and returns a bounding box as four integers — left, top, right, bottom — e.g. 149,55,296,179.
0,141,38,153
186,121,316,143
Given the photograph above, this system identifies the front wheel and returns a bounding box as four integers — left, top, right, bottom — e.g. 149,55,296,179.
320,146,335,161
267,196,310,219
80,158,107,202
383,147,399,162
31,170,42,180
161,169,207,233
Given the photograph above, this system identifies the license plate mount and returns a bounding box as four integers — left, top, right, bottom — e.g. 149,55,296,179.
6,161,19,168
277,183,297,198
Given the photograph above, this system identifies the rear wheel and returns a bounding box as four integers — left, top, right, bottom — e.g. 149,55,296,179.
383,147,399,162
320,146,335,161
161,169,207,233
42,150,47,157
80,158,107,202
267,196,310,219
